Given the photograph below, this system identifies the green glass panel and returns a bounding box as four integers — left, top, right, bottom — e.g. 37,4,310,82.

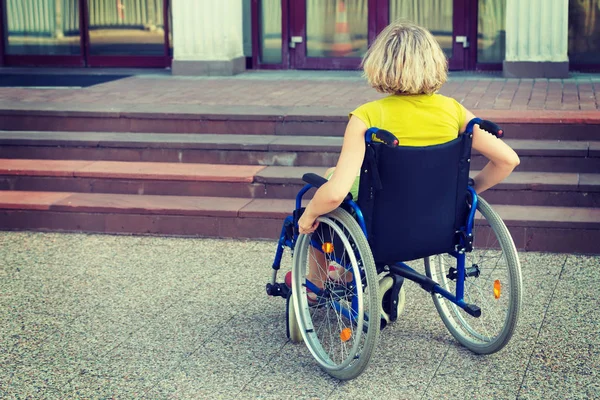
478,0,506,63
306,0,368,58
389,0,453,59
260,0,282,63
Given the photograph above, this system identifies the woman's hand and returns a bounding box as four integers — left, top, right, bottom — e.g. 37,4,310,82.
298,212,320,235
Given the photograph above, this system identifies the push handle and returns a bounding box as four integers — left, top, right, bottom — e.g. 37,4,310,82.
465,118,505,138
479,120,504,138
365,127,399,147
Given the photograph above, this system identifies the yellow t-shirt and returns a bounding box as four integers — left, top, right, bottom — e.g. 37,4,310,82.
350,94,467,147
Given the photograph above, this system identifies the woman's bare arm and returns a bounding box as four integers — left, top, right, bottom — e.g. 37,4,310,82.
298,116,367,234
462,109,520,194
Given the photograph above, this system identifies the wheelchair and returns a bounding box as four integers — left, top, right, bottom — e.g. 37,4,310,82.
266,118,523,380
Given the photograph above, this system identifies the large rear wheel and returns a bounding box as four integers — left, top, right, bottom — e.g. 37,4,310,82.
425,196,522,354
292,208,380,380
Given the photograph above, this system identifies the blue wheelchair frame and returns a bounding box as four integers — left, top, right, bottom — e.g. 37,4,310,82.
267,118,488,323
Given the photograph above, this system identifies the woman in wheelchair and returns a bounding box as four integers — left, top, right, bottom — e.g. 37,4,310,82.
267,20,523,380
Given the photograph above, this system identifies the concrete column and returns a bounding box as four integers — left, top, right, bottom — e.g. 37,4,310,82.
503,0,569,78
171,0,245,76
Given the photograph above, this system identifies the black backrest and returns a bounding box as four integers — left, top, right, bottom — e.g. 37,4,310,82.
357,133,472,264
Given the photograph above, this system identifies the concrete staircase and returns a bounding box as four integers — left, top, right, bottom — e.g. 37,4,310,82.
0,114,599,253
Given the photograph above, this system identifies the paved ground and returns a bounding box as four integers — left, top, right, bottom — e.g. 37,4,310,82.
0,69,598,112
1,231,598,399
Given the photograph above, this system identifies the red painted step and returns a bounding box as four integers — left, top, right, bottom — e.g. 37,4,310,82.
1,159,597,207
0,191,598,253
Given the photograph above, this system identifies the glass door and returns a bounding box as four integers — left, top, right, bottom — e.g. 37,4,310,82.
289,0,378,69
1,0,171,68
386,0,471,70
2,0,85,66
84,0,171,67
287,0,473,70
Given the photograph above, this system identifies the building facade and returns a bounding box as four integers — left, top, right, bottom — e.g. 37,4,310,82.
1,0,598,77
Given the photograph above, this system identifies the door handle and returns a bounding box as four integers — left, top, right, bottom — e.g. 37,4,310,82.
289,36,303,49
455,36,470,48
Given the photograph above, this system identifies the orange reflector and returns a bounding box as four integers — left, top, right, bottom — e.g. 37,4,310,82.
322,242,334,254
340,327,352,342
493,280,501,299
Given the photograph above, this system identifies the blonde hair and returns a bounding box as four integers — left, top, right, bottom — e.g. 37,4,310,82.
361,20,448,95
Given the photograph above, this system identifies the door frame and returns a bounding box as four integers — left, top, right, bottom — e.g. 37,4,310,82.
0,0,172,68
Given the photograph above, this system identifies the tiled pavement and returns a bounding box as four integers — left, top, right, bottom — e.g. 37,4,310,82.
0,70,598,112
1,231,599,399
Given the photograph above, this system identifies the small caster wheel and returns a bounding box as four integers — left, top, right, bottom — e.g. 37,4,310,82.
286,293,303,343
379,275,406,326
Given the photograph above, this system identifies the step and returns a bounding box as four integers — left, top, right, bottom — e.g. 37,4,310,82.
0,107,599,140
1,131,599,173
0,191,598,254
254,166,600,208
1,160,598,208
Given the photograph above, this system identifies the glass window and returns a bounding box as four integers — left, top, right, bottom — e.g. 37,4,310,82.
477,0,506,63
390,0,453,59
306,0,368,58
569,0,600,64
87,0,166,56
4,0,81,55
260,0,282,63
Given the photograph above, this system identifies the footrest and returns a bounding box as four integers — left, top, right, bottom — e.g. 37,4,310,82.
463,303,481,318
266,282,290,298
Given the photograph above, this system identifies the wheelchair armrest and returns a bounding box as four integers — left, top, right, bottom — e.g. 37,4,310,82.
302,173,353,202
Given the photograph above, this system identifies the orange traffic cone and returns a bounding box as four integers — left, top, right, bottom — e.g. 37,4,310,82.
331,0,353,57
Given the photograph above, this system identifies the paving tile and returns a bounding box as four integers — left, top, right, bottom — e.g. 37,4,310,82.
3,372,64,400
146,324,283,399
0,229,596,398
76,161,265,182
50,193,252,217
62,375,146,399
561,255,600,282
519,278,600,399
428,253,564,395
0,191,72,210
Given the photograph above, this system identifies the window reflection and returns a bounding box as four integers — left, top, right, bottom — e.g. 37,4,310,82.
569,0,600,64
260,0,282,63
478,0,506,63
307,0,368,58
4,0,81,55
87,0,165,56
390,0,453,59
